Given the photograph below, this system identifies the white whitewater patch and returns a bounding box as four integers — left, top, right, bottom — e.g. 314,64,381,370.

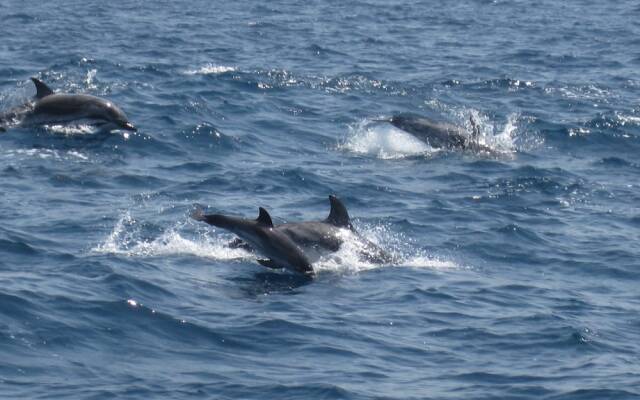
313,238,457,275
616,112,640,126
340,118,436,159
44,122,132,139
312,223,458,274
183,64,236,76
92,212,251,261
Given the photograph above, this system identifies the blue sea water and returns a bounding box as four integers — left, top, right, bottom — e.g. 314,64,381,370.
1,0,640,398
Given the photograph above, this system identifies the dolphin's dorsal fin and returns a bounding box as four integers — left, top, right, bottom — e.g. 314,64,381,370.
326,195,352,228
257,207,273,227
31,78,54,99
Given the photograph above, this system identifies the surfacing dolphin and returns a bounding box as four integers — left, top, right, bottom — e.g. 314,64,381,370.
0,78,136,132
381,113,493,153
192,195,393,275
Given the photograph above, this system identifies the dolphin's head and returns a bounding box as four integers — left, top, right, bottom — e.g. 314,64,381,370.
80,97,136,132
389,113,419,129
101,101,136,131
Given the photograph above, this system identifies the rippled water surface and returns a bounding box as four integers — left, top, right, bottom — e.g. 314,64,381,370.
1,0,640,399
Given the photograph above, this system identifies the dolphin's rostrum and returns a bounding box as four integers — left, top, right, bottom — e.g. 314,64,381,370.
192,195,393,275
0,78,136,132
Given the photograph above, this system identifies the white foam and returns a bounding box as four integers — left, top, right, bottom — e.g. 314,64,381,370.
617,113,640,126
340,118,435,159
312,224,459,274
183,64,236,75
92,212,251,261
401,255,457,269
44,123,99,136
67,151,89,160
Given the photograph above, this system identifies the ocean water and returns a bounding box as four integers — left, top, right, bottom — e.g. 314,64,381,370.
1,0,640,398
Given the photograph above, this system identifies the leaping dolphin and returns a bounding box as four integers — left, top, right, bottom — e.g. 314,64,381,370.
0,78,136,132
192,195,393,275
381,113,493,153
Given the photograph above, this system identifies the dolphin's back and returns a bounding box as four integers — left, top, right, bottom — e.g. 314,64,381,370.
33,94,108,117
278,222,343,252
390,113,467,148
25,93,132,130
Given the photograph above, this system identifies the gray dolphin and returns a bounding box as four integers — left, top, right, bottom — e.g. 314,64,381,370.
192,195,393,275
382,113,492,152
0,78,136,132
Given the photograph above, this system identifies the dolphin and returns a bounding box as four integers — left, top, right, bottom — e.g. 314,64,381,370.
0,78,136,132
192,195,393,275
381,113,492,153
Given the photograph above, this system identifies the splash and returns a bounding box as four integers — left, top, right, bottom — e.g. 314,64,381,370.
308,222,458,274
44,123,99,136
473,111,519,154
339,118,436,159
313,237,455,275
439,108,522,155
85,69,98,90
92,212,251,261
340,112,527,159
93,212,457,275
183,64,236,75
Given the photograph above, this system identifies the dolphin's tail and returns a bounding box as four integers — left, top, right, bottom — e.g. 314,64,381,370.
190,207,244,231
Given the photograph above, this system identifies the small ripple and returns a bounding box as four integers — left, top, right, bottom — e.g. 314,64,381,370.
306,44,348,57
178,123,241,152
100,272,176,299
2,13,37,23
494,223,547,245
596,156,636,168
0,238,39,256
464,77,537,92
547,389,640,400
